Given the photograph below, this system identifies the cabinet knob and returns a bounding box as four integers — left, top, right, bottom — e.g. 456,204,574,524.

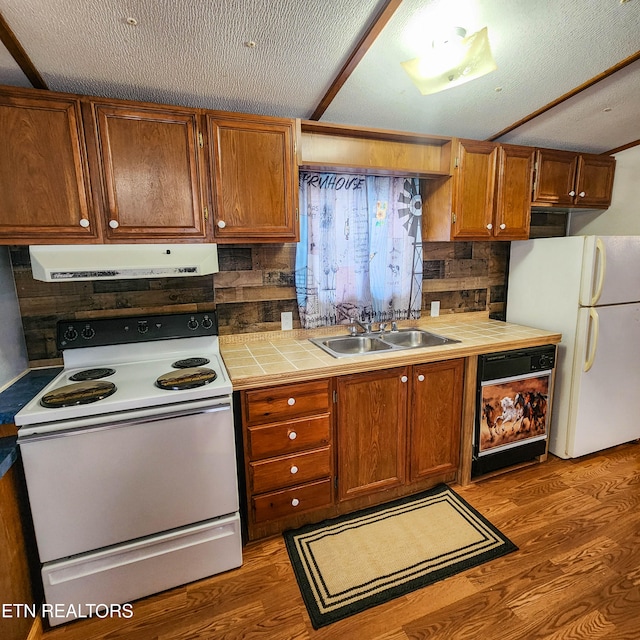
486,223,493,230
569,190,576,197
217,220,226,229
288,431,297,440
499,223,506,230
79,218,90,228
579,191,586,198
401,375,408,383
290,465,299,474
291,498,300,507
109,219,119,229
417,374,425,382
287,397,296,406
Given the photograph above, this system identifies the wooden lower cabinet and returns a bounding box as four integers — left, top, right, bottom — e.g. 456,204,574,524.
409,360,464,481
337,360,464,503
336,367,408,501
241,379,334,540
240,359,465,540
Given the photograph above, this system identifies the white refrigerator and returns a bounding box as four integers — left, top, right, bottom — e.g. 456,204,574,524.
507,235,640,459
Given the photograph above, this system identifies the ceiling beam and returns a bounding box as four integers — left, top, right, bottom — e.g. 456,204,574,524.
309,0,402,121
487,50,640,142
606,138,640,155
0,11,47,89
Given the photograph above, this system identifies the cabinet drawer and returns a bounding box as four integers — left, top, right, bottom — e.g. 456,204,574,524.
252,479,332,523
245,380,330,424
250,446,331,494
248,415,331,459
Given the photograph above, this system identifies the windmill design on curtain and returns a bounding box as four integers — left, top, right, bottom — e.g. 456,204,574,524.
397,179,423,318
295,173,422,329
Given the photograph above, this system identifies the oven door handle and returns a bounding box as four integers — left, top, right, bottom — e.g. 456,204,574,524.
18,402,232,443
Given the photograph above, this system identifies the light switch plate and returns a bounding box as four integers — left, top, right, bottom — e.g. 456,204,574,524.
281,312,293,330
430,301,440,317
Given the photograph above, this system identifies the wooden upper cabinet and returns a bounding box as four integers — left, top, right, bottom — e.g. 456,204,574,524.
575,154,616,208
0,91,98,243
88,102,207,241
532,149,578,206
533,149,615,209
451,139,498,240
448,140,533,241
205,113,299,242
494,144,535,240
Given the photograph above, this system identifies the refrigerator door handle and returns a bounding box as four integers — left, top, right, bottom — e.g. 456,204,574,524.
590,238,606,305
584,308,600,372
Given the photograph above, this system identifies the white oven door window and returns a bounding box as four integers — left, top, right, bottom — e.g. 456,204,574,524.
20,403,238,562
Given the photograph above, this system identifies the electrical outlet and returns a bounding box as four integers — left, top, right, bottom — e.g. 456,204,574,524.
281,312,293,330
430,301,440,317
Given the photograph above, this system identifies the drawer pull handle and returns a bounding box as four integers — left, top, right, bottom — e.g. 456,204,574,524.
569,190,576,197
109,219,119,229
288,431,297,440
217,220,226,228
417,374,425,382
499,223,506,230
579,191,586,198
401,375,408,383
79,218,90,228
290,465,299,474
486,223,493,230
287,397,296,406
291,498,300,507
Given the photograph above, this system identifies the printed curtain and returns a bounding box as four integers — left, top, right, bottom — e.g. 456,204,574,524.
295,172,422,329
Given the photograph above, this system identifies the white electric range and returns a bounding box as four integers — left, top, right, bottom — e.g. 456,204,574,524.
15,312,242,626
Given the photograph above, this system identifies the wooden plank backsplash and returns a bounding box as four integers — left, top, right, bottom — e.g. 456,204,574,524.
9,241,509,365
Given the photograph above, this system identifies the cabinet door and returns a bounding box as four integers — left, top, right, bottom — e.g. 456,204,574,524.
532,149,578,206
91,103,207,241
409,359,464,481
575,154,615,208
206,114,298,242
336,368,407,501
451,139,498,240
494,145,534,240
0,92,98,243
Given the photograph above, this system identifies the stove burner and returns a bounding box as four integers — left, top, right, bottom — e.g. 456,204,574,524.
156,367,217,391
172,357,211,369
40,381,117,408
69,367,116,382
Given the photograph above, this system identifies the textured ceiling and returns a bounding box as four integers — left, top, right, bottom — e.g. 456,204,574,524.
0,0,639,153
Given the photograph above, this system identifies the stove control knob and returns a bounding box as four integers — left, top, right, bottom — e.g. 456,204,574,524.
202,316,213,329
187,317,199,330
81,326,95,340
63,326,78,342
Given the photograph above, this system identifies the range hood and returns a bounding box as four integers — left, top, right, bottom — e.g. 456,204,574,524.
29,244,219,282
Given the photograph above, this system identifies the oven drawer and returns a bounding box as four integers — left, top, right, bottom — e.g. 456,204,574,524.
248,414,331,459
250,446,331,494
42,514,242,626
252,478,332,523
244,380,330,424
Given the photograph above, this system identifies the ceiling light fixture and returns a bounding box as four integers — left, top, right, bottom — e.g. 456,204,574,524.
401,26,497,95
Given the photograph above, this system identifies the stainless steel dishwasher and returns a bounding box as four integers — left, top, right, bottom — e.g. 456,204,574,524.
472,345,556,478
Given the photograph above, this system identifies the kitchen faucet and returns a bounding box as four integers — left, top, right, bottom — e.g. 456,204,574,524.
349,319,389,335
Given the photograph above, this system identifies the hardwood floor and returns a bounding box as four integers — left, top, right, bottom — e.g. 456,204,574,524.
41,442,640,640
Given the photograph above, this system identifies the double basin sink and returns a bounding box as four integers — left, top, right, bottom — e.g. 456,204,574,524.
309,328,460,358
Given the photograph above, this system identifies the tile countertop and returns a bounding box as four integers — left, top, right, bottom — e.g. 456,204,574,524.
0,367,62,479
220,312,562,391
